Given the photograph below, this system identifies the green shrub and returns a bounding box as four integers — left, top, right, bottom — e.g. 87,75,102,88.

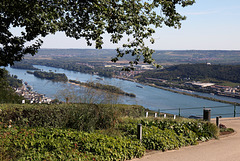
118,118,219,151
0,124,145,160
0,104,220,159
139,119,219,141
0,104,124,132
0,104,146,132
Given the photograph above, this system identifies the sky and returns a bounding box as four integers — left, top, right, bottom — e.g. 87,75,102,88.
31,0,240,50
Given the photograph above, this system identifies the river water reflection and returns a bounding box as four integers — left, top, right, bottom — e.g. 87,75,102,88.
5,65,240,117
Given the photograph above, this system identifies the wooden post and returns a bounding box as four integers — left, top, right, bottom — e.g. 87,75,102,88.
174,115,176,119
155,113,157,118
146,112,148,118
203,108,211,122
216,116,220,127
234,104,236,117
137,124,142,142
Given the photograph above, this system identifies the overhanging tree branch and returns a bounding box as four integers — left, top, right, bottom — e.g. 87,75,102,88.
0,0,195,67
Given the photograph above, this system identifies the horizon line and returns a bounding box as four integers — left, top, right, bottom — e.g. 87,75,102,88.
39,48,240,51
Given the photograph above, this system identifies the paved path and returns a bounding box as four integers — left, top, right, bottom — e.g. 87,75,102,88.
132,117,240,161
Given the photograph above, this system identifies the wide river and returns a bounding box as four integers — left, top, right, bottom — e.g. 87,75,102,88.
5,65,240,118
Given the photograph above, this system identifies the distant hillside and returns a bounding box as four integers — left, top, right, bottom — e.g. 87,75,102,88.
25,49,240,65
26,49,118,63
153,50,240,65
137,64,240,83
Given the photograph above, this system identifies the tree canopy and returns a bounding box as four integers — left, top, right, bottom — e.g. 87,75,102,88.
137,63,240,83
0,0,195,68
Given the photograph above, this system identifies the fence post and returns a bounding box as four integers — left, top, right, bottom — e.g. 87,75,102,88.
203,108,211,122
164,114,166,118
234,104,236,117
154,113,157,118
146,112,148,118
216,116,220,127
178,108,181,117
137,124,142,142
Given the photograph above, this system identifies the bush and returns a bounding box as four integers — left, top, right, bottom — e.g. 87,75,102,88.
0,103,146,132
0,104,220,159
0,104,118,132
0,124,145,160
118,118,219,151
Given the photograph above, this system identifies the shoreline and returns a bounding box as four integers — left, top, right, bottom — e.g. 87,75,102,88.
68,80,136,98
69,75,240,106
143,82,240,106
114,76,240,105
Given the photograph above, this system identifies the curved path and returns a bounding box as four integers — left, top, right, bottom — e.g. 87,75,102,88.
132,117,240,161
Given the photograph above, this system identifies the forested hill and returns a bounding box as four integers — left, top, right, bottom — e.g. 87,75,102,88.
137,64,240,83
25,49,240,65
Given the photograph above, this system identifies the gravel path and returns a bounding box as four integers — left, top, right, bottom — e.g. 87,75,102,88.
132,117,240,161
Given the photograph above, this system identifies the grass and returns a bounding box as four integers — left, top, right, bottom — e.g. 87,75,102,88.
200,78,240,87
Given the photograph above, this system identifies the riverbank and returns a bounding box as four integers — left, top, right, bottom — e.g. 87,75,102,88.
15,84,52,104
114,75,240,105
144,83,240,106
113,77,238,106
69,72,240,106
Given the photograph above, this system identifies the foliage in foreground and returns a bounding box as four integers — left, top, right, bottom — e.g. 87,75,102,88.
0,103,146,132
0,124,145,160
0,103,219,160
118,118,219,151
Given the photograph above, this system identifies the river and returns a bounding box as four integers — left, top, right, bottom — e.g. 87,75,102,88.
5,65,240,118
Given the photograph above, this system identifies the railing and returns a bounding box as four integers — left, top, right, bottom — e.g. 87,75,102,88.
146,104,240,118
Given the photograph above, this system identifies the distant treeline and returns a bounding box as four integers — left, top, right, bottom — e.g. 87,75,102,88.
11,62,39,70
23,59,115,78
32,71,68,82
137,64,240,83
69,80,136,97
28,49,240,65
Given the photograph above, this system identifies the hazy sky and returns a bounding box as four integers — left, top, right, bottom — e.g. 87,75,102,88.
37,0,240,50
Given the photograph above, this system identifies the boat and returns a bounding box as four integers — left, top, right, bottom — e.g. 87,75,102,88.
96,77,104,80
136,85,144,88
